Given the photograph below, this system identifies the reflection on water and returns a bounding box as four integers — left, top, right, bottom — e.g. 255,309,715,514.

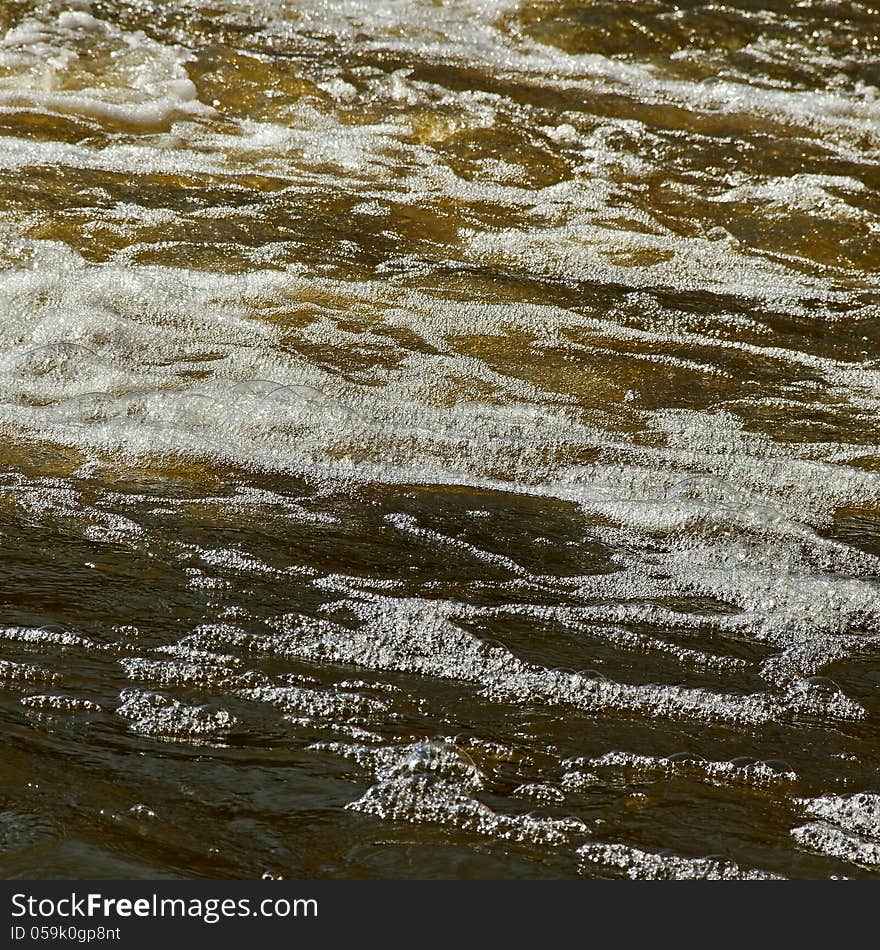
1,0,880,879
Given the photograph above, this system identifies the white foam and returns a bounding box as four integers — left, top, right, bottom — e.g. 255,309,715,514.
271,594,865,727
1,0,879,873
0,10,212,127
116,688,237,742
563,751,798,788
578,842,782,880
238,0,880,155
796,793,880,839
791,823,880,868
0,658,60,687
21,693,102,712
335,740,588,847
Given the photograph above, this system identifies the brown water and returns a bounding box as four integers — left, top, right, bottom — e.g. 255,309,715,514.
1,0,880,880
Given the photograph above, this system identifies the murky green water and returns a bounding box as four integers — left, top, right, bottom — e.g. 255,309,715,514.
1,0,880,879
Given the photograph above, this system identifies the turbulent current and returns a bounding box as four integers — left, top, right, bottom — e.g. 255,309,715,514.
1,0,880,880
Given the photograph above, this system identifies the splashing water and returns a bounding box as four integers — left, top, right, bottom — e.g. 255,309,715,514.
1,0,880,879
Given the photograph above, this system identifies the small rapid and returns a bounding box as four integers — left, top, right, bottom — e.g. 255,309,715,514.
1,0,879,879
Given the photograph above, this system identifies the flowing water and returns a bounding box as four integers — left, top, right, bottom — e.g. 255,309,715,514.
1,0,880,880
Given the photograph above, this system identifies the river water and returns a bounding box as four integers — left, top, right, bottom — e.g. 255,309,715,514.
1,0,880,880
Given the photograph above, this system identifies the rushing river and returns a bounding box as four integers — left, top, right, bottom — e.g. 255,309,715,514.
1,0,880,880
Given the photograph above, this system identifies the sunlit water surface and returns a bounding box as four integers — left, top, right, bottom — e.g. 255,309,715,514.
1,0,880,879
